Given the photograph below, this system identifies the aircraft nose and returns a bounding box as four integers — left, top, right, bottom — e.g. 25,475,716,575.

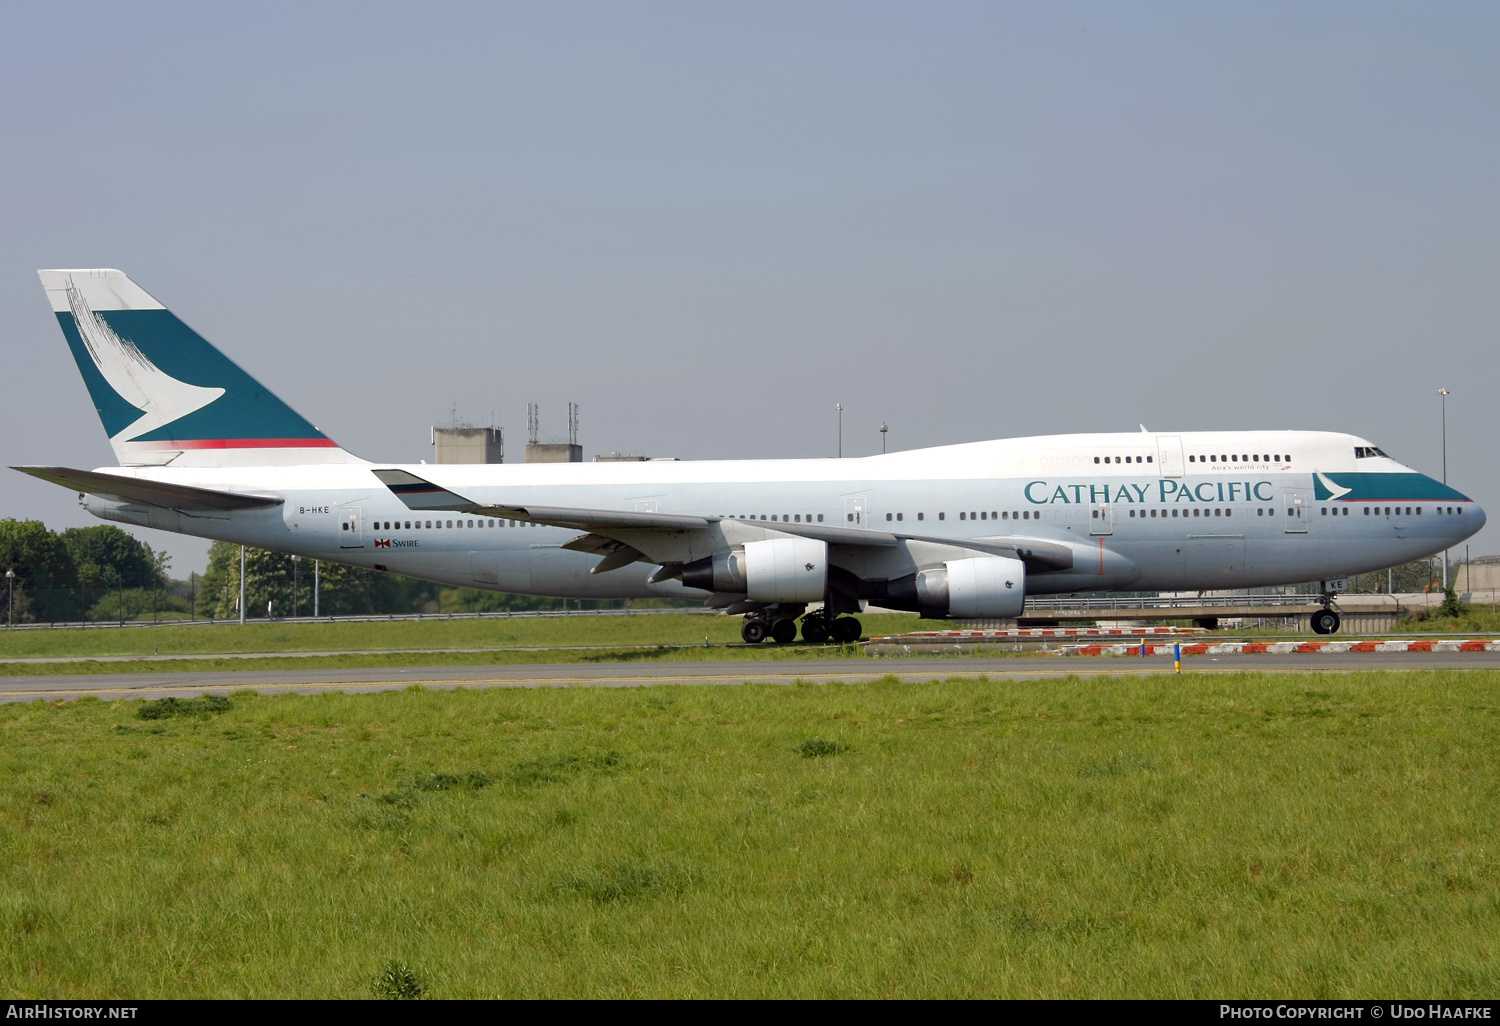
1468,502,1487,533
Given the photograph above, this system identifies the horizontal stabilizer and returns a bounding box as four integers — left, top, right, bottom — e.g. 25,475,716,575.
12,466,283,511
371,469,483,512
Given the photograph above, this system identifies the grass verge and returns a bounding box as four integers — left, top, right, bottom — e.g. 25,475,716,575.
0,613,939,660
1,670,1496,997
0,642,890,677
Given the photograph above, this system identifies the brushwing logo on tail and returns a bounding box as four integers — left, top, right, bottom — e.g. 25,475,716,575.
65,278,224,443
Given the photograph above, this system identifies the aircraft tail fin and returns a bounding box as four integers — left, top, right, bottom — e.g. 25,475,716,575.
37,268,363,468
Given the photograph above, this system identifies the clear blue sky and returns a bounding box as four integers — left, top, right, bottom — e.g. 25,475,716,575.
3,2,1497,574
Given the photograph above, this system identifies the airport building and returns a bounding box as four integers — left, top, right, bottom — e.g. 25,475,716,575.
431,426,504,465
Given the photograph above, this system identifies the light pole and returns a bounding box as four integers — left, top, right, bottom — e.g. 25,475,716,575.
1439,389,1449,484
239,545,246,625
4,569,12,628
292,555,300,619
1440,389,1450,588
880,422,888,454
836,403,843,458
314,559,320,618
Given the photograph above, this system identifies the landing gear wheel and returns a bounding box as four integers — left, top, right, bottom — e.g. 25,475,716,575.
770,618,798,644
741,619,768,644
801,616,830,644
833,617,863,643
1309,609,1340,635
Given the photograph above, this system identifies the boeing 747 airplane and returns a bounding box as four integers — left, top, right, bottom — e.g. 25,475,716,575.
15,268,1485,641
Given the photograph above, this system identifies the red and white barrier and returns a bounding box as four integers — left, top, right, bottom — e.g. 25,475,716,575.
1056,639,1500,657
871,626,1206,642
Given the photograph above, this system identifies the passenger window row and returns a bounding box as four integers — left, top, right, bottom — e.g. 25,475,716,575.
1188,453,1287,464
358,516,546,534
728,514,825,523
359,500,1464,534
719,510,1055,526
1111,504,1465,520
1121,508,1235,518
364,519,533,531
874,510,1042,523
1361,506,1463,516
1093,455,1152,464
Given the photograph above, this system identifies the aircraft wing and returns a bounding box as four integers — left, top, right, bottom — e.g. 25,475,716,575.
701,520,1069,569
373,469,1071,571
13,466,284,511
372,469,712,531
902,533,1074,570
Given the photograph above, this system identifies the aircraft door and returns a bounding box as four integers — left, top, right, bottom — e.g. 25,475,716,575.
1282,489,1309,534
339,507,363,548
1157,436,1184,478
1090,501,1113,535
843,495,868,528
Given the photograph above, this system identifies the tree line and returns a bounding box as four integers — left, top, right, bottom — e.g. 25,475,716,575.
0,518,686,623
0,519,172,622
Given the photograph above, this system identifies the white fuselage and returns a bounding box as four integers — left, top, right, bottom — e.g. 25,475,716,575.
83,429,1485,601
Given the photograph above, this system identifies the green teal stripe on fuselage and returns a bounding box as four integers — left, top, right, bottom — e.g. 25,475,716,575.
1316,472,1470,503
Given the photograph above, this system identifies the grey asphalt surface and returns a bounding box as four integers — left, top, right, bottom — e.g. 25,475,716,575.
5,652,1500,702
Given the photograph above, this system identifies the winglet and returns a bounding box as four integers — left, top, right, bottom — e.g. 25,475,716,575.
372,469,485,512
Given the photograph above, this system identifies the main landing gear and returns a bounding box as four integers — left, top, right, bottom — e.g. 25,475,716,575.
794,608,861,644
741,611,798,644
739,608,862,644
1309,608,1341,635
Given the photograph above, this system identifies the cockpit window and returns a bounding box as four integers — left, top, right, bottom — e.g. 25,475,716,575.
1354,446,1391,459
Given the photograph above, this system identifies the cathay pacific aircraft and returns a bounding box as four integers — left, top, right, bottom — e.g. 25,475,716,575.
15,269,1485,641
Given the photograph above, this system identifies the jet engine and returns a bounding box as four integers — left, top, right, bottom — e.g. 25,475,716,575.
915,555,1026,618
681,538,827,603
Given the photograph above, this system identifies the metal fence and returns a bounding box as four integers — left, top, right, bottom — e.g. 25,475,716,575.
1022,593,1320,613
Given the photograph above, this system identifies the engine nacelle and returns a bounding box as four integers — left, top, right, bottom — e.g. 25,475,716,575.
915,555,1026,618
680,538,827,603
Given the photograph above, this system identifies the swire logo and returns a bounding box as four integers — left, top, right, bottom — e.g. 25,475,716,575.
374,539,419,548
375,539,391,548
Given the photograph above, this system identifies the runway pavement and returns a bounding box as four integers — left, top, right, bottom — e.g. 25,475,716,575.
5,651,1500,702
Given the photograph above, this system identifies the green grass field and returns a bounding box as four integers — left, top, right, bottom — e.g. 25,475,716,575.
0,642,894,677
2,670,1496,997
6,611,1498,681
0,612,937,661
